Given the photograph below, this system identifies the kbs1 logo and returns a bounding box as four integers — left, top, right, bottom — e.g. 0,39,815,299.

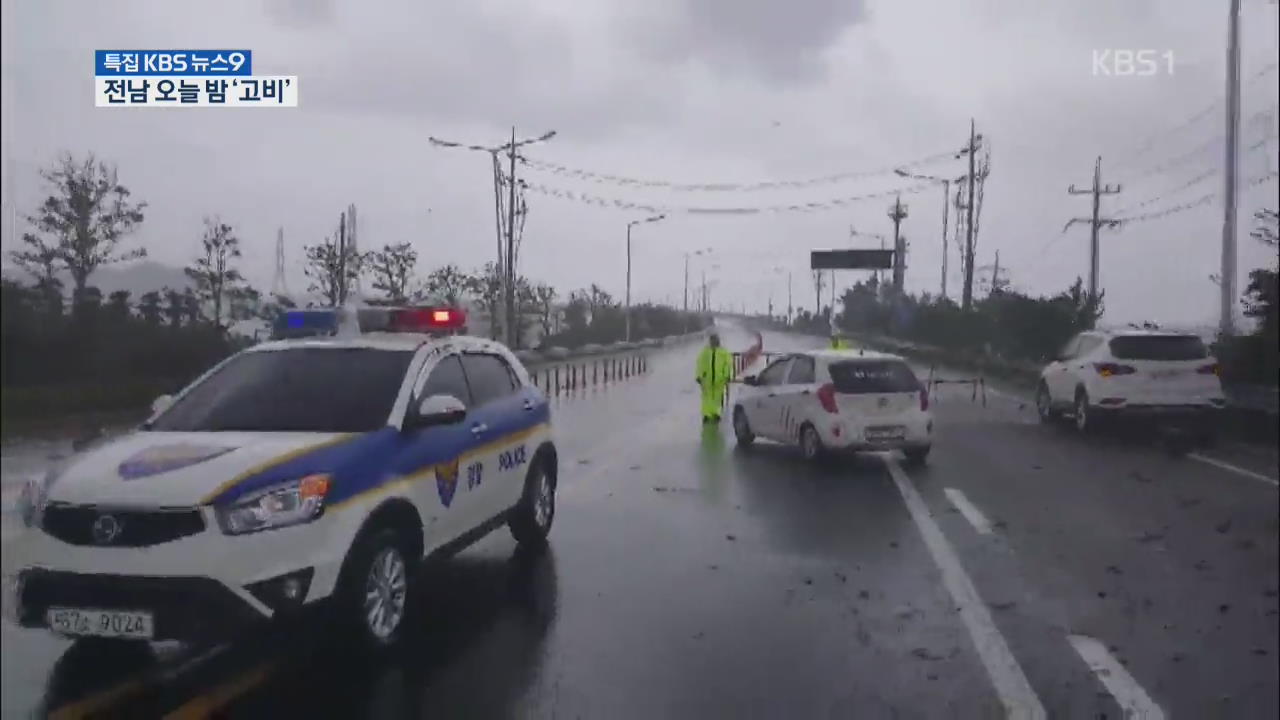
1092,49,1175,77
94,50,298,107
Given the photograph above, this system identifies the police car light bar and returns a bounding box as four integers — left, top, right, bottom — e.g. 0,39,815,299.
389,307,466,333
272,306,466,340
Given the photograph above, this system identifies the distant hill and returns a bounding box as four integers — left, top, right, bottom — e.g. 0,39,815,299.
1,260,191,297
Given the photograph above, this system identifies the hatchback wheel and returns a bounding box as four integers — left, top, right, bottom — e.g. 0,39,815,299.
1036,383,1060,423
799,424,823,462
1074,391,1091,434
733,407,755,447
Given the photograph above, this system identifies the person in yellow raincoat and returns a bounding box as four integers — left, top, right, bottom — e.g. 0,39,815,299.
696,333,734,423
830,333,850,349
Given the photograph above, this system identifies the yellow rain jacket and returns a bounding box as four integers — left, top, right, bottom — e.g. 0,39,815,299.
696,345,734,420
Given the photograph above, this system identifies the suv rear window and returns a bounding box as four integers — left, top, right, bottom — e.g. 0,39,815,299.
1108,335,1208,361
827,360,920,393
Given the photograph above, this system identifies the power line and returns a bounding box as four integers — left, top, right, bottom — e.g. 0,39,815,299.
1113,167,1218,214
516,148,960,192
1110,61,1277,171
1112,171,1277,226
517,179,937,215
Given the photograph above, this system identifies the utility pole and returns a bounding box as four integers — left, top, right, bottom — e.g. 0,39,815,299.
272,227,289,298
991,250,1001,295
787,271,793,326
1066,156,1123,304
427,129,555,346
888,196,909,296
337,211,347,306
962,119,979,310
505,127,518,347
1220,0,1242,336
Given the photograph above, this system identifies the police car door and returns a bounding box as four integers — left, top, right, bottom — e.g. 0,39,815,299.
749,357,793,441
458,352,530,527
404,351,478,545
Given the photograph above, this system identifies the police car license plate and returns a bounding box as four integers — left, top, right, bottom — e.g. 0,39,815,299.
47,607,154,639
865,426,906,442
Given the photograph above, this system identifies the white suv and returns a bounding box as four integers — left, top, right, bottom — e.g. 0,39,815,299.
1035,329,1226,435
10,307,557,650
732,350,933,464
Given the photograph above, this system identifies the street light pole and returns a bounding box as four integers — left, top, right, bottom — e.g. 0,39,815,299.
624,214,665,342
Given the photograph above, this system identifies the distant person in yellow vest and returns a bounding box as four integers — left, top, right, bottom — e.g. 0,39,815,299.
830,333,850,349
696,333,734,423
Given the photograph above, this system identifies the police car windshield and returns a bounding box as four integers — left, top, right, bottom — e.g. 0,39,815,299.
149,347,414,433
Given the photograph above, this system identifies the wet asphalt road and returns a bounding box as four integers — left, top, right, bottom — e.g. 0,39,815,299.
1,322,1277,719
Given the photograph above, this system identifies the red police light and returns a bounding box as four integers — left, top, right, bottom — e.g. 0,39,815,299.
390,307,466,333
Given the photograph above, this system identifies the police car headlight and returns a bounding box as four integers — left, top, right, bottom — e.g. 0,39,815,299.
215,475,332,535
18,468,60,529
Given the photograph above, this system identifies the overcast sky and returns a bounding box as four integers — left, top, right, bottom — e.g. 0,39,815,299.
2,0,1277,325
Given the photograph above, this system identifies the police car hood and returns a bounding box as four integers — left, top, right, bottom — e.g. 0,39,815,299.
45,431,349,507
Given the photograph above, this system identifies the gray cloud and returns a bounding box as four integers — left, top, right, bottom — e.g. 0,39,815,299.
628,0,868,84
1,0,1276,326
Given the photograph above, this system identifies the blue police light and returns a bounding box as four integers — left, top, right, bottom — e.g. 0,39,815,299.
273,309,338,339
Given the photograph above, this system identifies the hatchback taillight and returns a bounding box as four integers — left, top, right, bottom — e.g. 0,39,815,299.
1196,363,1219,375
817,383,838,413
1093,362,1136,377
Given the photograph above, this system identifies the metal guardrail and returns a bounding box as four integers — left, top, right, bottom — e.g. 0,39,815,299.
529,354,649,397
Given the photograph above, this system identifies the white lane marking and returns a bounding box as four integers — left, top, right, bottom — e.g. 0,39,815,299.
1188,453,1279,488
1068,635,1166,720
943,487,995,535
883,457,1046,719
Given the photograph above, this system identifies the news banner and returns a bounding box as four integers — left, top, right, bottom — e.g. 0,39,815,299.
94,50,297,107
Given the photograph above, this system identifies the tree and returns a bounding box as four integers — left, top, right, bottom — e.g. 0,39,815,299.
8,232,64,314
1251,208,1278,248
25,153,146,299
184,217,246,331
464,263,503,340
366,242,417,304
163,288,185,328
106,290,131,321
181,287,201,326
533,283,557,336
420,264,468,305
138,290,163,325
226,286,262,322
303,231,362,307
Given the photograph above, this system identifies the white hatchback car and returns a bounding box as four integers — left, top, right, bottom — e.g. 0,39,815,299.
1036,329,1226,436
732,350,933,464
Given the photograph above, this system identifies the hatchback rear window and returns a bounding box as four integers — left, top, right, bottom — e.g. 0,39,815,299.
1108,335,1208,361
827,361,920,393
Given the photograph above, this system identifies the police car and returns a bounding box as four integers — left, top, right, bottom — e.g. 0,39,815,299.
733,350,933,464
10,305,557,649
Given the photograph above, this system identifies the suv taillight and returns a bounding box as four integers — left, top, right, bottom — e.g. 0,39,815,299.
817,383,838,414
1093,362,1136,377
1196,363,1219,375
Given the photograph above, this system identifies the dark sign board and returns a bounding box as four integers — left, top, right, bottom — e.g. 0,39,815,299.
810,249,894,270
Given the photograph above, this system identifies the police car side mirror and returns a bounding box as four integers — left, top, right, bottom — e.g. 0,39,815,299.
742,375,759,386
408,394,467,430
151,394,174,415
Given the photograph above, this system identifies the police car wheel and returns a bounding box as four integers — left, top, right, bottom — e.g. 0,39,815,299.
799,424,822,462
733,407,755,446
342,528,412,649
510,458,554,547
